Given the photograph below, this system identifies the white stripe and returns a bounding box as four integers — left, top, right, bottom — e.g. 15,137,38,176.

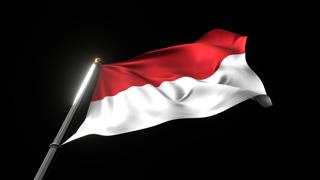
64,53,266,144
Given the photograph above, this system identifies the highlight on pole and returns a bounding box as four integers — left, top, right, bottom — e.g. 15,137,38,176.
73,61,98,105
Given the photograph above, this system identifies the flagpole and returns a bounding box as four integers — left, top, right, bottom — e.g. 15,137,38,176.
34,58,102,180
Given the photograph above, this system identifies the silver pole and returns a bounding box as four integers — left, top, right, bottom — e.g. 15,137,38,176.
34,58,102,180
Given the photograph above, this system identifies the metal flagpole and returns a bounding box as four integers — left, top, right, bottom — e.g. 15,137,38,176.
34,58,102,180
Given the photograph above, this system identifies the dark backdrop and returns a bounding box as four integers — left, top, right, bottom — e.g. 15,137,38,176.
3,2,301,179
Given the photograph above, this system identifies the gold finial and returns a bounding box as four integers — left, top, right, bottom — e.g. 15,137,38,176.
94,57,102,64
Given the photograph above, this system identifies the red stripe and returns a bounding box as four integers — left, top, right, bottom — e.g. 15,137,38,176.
92,29,247,101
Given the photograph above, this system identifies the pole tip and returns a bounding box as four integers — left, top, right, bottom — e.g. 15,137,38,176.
94,57,102,64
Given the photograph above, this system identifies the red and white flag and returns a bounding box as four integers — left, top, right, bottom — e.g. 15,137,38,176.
65,29,270,143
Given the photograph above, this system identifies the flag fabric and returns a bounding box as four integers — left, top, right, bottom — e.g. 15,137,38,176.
65,29,269,143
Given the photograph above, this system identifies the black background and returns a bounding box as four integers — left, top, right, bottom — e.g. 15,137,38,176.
4,1,304,179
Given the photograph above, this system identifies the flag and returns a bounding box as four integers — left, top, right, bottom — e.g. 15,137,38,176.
65,29,270,143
